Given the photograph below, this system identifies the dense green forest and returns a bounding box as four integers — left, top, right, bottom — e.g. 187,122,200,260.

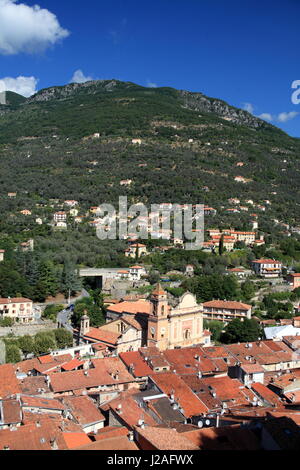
0,80,299,303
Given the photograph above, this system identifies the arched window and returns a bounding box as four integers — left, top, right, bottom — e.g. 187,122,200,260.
184,329,191,340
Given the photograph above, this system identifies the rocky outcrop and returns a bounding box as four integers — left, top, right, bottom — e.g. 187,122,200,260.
179,90,270,129
28,80,120,103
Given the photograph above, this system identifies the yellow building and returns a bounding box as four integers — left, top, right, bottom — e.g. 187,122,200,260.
147,284,206,350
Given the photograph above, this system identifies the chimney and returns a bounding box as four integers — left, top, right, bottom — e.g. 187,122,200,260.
50,438,58,450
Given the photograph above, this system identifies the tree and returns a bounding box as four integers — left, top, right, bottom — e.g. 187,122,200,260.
72,297,105,328
61,261,82,298
218,235,225,256
18,335,34,356
42,304,64,322
0,317,14,327
204,320,224,342
0,261,29,297
240,280,256,301
6,344,21,363
220,318,262,344
38,260,60,299
148,270,161,285
54,329,73,349
33,331,57,355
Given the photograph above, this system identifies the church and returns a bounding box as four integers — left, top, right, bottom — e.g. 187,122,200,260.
80,284,209,353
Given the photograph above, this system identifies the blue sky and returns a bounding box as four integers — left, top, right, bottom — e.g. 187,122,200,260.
0,0,300,136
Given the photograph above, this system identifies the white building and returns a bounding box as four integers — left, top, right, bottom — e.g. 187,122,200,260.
53,211,67,223
252,259,282,278
264,325,300,340
0,298,34,323
129,265,147,281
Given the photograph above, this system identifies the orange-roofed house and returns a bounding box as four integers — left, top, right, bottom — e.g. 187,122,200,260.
104,389,158,431
287,273,300,290
252,259,282,278
202,300,252,322
0,297,33,323
129,265,147,281
232,362,265,387
134,425,199,451
149,372,209,419
61,396,105,433
79,314,144,354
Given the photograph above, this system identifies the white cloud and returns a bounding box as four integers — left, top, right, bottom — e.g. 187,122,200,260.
146,80,157,88
0,75,38,97
258,113,273,121
277,111,299,123
70,69,94,84
258,111,299,123
0,0,69,55
243,102,254,114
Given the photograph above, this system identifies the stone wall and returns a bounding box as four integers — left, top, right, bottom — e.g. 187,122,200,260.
0,321,57,338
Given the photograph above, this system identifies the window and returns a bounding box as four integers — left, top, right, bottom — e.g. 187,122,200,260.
184,329,191,340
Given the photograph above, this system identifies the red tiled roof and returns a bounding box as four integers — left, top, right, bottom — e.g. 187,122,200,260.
20,395,65,411
84,328,120,345
38,355,53,364
152,283,167,295
201,376,257,407
203,300,251,310
62,396,105,426
240,363,265,374
163,347,218,375
252,259,282,264
60,432,92,449
61,358,85,371
150,372,209,417
251,382,283,407
0,364,21,398
106,389,157,428
94,426,129,441
0,297,32,304
184,425,260,450
73,435,139,450
107,300,151,316
135,426,199,450
50,357,134,393
119,351,153,377
1,399,22,424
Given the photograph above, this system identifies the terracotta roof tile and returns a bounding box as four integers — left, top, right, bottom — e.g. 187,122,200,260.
107,300,151,316
62,396,105,426
119,351,153,377
135,426,199,450
0,364,21,399
203,300,251,310
73,435,139,450
150,372,208,417
0,399,22,425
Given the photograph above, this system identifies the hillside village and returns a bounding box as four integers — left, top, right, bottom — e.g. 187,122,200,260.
0,82,300,451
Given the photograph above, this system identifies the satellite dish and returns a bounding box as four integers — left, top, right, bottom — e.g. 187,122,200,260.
197,420,203,428
205,419,210,426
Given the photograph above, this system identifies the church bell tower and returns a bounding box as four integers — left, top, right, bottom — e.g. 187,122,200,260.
147,284,169,350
